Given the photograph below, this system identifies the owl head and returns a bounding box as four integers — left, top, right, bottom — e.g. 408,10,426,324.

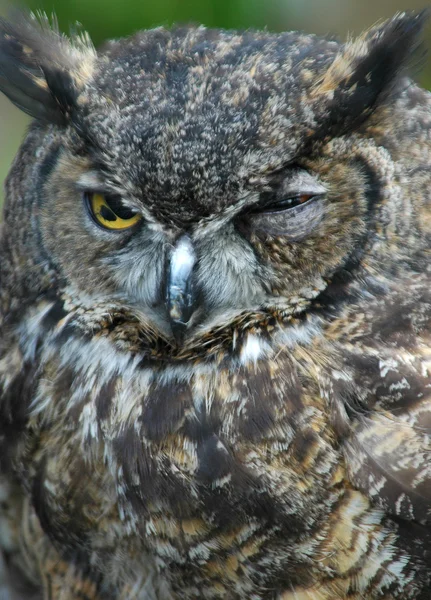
0,12,427,357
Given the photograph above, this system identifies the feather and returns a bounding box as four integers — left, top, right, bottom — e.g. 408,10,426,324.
0,12,96,123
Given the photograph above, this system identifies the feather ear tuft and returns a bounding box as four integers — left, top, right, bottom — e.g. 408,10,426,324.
311,11,429,137
0,12,96,124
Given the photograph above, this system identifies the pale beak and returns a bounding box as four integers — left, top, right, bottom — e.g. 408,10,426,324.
165,235,197,342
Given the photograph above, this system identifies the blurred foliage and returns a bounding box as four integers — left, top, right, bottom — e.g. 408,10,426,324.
0,0,430,205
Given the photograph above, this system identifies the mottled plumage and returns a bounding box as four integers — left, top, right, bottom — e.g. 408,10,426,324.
0,10,430,600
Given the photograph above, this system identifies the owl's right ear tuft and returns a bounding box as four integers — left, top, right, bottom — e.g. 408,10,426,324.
0,12,96,125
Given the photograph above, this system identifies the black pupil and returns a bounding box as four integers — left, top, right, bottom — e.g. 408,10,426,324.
100,205,117,221
104,196,137,220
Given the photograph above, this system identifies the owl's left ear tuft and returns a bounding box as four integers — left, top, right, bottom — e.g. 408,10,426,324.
0,12,96,125
312,10,429,136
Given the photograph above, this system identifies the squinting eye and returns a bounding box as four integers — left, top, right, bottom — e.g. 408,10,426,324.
86,192,142,231
261,193,315,213
242,190,325,240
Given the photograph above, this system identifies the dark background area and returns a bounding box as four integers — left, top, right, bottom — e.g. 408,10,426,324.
0,0,429,204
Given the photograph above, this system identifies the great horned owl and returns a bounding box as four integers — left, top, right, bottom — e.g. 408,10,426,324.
0,9,430,600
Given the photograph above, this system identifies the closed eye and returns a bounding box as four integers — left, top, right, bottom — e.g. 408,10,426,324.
242,195,325,240
256,192,319,214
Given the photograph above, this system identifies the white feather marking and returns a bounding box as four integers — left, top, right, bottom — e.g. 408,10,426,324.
240,334,265,366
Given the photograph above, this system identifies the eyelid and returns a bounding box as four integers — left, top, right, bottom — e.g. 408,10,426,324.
279,183,327,199
81,187,143,214
253,188,325,215
248,197,325,239
76,179,142,213
249,169,327,212
276,165,326,192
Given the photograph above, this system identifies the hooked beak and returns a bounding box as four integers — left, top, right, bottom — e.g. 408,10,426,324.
165,235,197,343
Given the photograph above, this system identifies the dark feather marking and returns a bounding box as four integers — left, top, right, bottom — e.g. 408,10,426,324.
369,296,431,347
310,160,384,320
95,378,117,422
235,363,302,442
196,433,234,482
42,67,77,120
113,428,156,513
31,459,79,546
392,517,431,589
40,297,68,330
348,436,431,524
374,368,430,415
0,362,39,469
113,427,193,516
371,304,419,343
58,368,89,423
30,458,57,540
37,145,63,196
186,404,306,530
236,364,278,441
2,552,42,600
140,380,193,441
53,365,75,395
332,353,378,417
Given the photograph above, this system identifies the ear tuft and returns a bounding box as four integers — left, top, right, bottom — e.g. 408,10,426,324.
312,11,428,136
0,12,96,124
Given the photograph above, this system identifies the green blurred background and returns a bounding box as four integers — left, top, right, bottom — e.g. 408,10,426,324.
0,0,429,205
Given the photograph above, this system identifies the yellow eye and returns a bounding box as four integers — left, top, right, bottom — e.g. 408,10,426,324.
87,193,142,231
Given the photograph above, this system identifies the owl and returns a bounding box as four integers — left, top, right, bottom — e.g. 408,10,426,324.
0,8,430,600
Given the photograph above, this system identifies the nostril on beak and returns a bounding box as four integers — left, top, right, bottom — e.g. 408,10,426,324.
165,235,197,342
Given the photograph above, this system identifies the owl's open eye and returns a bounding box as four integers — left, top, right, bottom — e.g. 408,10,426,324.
86,193,142,231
